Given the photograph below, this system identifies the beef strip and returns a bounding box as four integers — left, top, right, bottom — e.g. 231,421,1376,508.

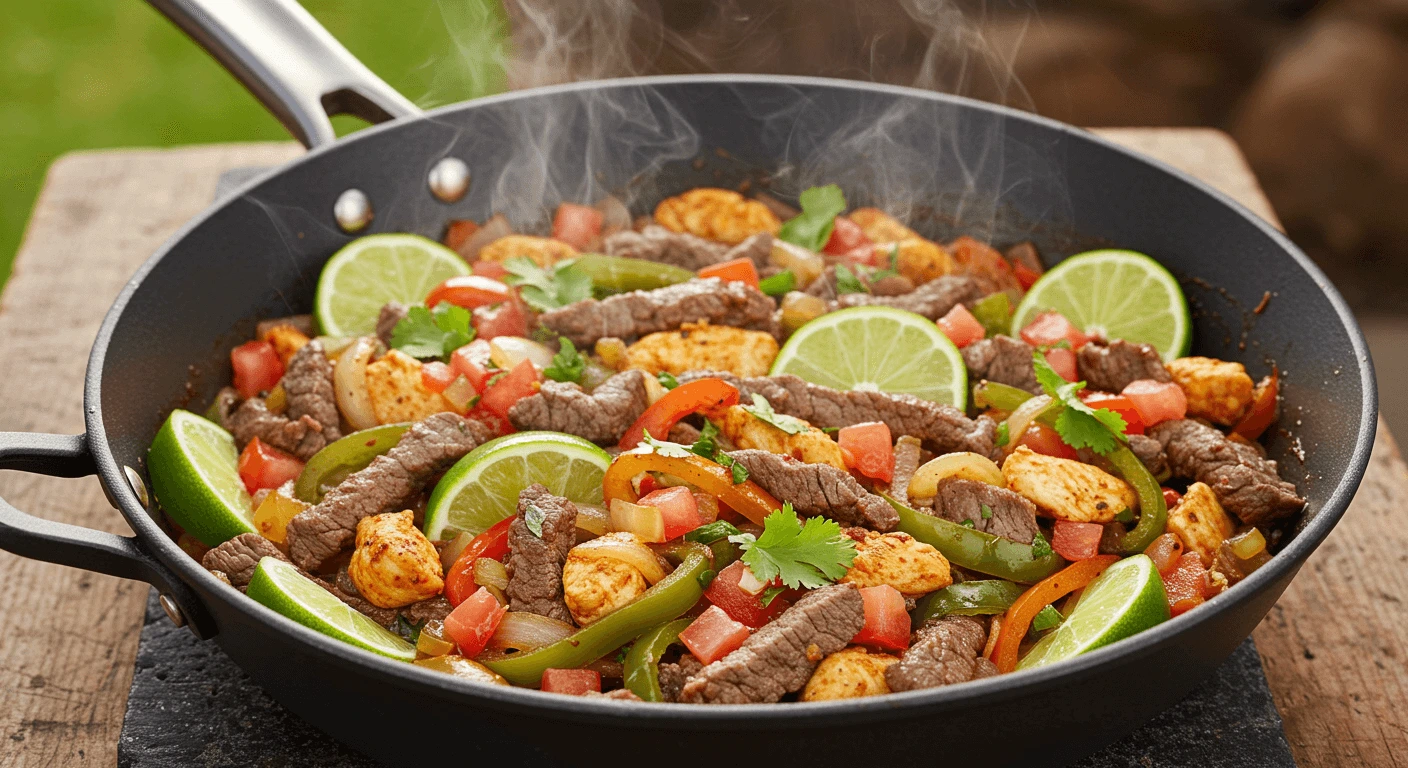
539,278,781,348
286,413,491,570
835,275,985,320
803,265,912,301
726,449,898,531
658,654,704,703
930,478,1040,544
603,224,730,271
227,340,342,460
1150,419,1305,525
201,532,283,587
585,689,643,701
212,386,240,430
887,435,924,505
678,371,999,458
399,596,453,626
885,615,997,692
963,335,1040,394
724,232,775,269
1127,433,1169,478
508,369,649,445
377,301,410,348
1077,339,1172,393
505,484,578,623
679,583,865,704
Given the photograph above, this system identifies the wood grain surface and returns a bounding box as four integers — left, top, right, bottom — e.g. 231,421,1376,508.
0,131,1400,768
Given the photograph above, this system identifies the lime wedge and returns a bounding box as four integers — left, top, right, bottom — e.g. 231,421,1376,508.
423,431,612,540
1017,554,1170,670
148,409,254,547
1011,249,1190,361
246,557,415,661
769,306,968,409
314,233,470,337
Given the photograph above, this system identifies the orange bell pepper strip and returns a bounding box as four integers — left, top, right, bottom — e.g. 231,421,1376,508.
619,378,740,451
697,257,760,289
1231,369,1278,442
990,555,1119,673
603,451,781,526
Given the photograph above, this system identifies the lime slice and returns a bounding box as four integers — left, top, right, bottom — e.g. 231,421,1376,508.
769,306,967,409
148,409,255,547
1017,554,1170,670
246,557,415,661
423,431,612,540
314,233,470,337
1011,249,1190,361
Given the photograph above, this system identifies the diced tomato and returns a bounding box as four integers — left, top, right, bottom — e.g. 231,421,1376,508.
1052,520,1105,561
1081,393,1146,435
619,378,740,451
1143,532,1184,576
236,437,304,495
1043,347,1079,382
1163,551,1210,617
638,486,703,540
1121,379,1188,427
636,474,659,497
704,560,790,628
444,219,479,251
472,259,510,281
444,516,515,606
480,360,540,419
472,300,530,341
420,361,456,393
851,585,910,651
540,668,601,696
230,340,284,399
823,216,872,256
678,605,752,664
1162,487,1183,509
1013,262,1041,290
552,203,604,251
450,339,496,392
467,403,514,437
1021,311,1091,350
1018,423,1079,460
937,304,986,348
425,275,514,311
837,422,894,483
697,257,760,289
443,587,507,656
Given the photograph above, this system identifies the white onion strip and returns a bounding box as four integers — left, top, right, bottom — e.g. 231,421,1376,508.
334,336,380,430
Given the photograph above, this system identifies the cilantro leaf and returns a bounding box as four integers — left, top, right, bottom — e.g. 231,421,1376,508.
1031,605,1064,632
543,337,585,383
980,503,993,520
688,420,749,483
833,264,869,295
759,586,788,607
729,503,857,589
717,452,749,484
1031,351,1128,455
502,257,593,311
741,393,810,435
640,432,694,458
684,520,743,544
758,269,796,297
1031,530,1054,558
390,302,475,360
871,244,902,282
778,185,847,252
523,503,546,538
657,371,679,390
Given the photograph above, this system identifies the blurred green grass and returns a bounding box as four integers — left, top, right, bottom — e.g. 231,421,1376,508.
0,0,507,287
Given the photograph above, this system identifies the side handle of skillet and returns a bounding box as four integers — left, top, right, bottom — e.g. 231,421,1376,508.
0,432,215,638
145,0,421,149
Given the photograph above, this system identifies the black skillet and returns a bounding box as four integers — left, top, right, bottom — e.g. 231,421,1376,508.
0,1,1377,765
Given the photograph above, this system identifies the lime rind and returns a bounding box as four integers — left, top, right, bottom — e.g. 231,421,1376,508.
1017,554,1170,671
314,233,470,337
147,409,255,547
247,557,415,661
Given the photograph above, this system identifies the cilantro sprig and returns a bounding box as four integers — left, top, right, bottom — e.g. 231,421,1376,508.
502,257,593,311
758,269,796,297
833,264,869,295
390,301,475,360
778,185,847,252
729,503,857,590
543,337,585,383
688,420,749,484
741,393,809,435
1032,351,1127,455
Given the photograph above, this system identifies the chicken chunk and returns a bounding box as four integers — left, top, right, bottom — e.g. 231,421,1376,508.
654,188,781,245
348,510,445,609
847,208,919,243
715,403,847,469
1168,482,1236,567
841,530,952,595
1001,446,1137,523
260,324,312,366
365,349,459,424
626,322,779,378
801,647,899,701
562,532,651,625
1166,357,1255,426
868,238,955,286
478,235,578,267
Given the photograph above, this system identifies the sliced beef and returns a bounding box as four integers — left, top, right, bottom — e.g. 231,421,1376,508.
658,654,704,703
586,689,644,701
505,484,578,623
377,301,410,348
726,450,898,531
227,340,342,460
1149,419,1305,525
963,335,1040,394
930,478,1040,544
540,278,780,348
679,583,865,704
725,232,775,270
835,275,985,320
201,532,284,587
678,371,999,458
1127,433,1169,478
870,273,916,296
887,435,924,505
508,369,649,445
399,596,454,626
885,615,997,692
807,266,917,302
603,224,730,271
212,386,240,430
286,413,491,570
1077,339,1171,393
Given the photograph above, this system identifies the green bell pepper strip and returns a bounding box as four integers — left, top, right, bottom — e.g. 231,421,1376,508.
293,423,410,503
573,254,695,294
887,496,1066,584
973,380,1036,412
622,618,693,701
483,542,712,687
1105,443,1168,554
911,579,1027,627
685,521,742,571
969,293,1013,338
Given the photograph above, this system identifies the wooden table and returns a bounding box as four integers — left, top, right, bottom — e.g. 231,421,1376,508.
0,131,1403,768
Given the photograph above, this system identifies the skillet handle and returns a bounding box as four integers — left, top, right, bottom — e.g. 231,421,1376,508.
0,432,216,638
145,0,421,149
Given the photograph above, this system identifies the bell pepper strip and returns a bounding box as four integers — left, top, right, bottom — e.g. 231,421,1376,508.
990,555,1119,673
684,521,743,571
444,516,516,606
622,618,693,702
605,452,781,526
973,380,1036,413
482,542,712,687
572,254,695,293
1231,369,1279,441
886,496,1066,584
911,580,1027,627
292,423,411,503
1105,443,1168,554
619,379,741,451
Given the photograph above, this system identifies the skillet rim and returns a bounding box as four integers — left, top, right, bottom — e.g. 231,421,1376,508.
83,73,1378,724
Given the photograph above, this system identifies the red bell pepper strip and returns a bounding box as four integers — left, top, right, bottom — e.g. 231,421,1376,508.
990,555,1119,673
619,378,740,451
603,451,780,526
1231,370,1279,441
444,516,515,606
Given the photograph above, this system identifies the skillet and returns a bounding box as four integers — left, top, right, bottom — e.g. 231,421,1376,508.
0,1,1377,765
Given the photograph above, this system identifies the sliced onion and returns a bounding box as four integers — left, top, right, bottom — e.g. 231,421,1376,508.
416,620,456,657
313,335,356,360
595,337,629,371
908,452,1006,500
488,611,576,652
439,531,475,571
489,336,554,370
1228,528,1267,560
457,213,512,261
473,557,509,592
1004,394,1054,452
574,530,668,583
780,291,827,333
334,336,380,430
595,195,632,236
608,500,666,544
575,503,611,536
483,584,509,606
443,375,477,412
770,240,825,287
736,564,767,596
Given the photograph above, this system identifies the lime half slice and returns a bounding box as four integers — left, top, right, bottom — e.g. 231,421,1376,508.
148,409,254,547
314,233,470,337
769,306,967,409
247,557,415,661
1011,249,1190,361
1017,554,1170,670
423,431,612,540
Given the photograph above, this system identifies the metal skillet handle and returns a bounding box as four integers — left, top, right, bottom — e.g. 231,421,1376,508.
145,0,421,149
0,432,215,638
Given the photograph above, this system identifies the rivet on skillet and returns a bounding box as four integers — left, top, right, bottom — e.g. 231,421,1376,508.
428,158,470,203
158,593,187,628
124,465,150,509
333,189,374,233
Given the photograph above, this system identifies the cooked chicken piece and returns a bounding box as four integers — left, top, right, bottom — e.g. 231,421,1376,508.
1168,482,1236,567
478,235,578,267
847,208,919,243
654,188,781,245
869,238,955,286
562,532,651,625
260,324,312,366
715,403,847,469
626,322,779,378
802,647,900,701
1166,357,1255,426
1001,446,1137,523
365,349,460,424
841,530,952,595
348,510,445,609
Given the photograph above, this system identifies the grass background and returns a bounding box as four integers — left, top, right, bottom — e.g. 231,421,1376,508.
0,0,507,286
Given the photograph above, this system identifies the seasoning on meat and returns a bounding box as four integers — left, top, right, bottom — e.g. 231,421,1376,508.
726,449,899,531
508,369,649,445
505,484,578,624
887,435,924,504
1127,433,1169,478
539,278,781,349
835,275,985,321
377,301,409,348
679,583,865,704
285,413,491,570
227,340,342,460
841,530,952,594
1077,339,1171,393
201,532,284,587
963,335,1040,394
885,615,998,692
347,510,445,609
929,478,1040,544
1149,418,1305,526
603,224,730,271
